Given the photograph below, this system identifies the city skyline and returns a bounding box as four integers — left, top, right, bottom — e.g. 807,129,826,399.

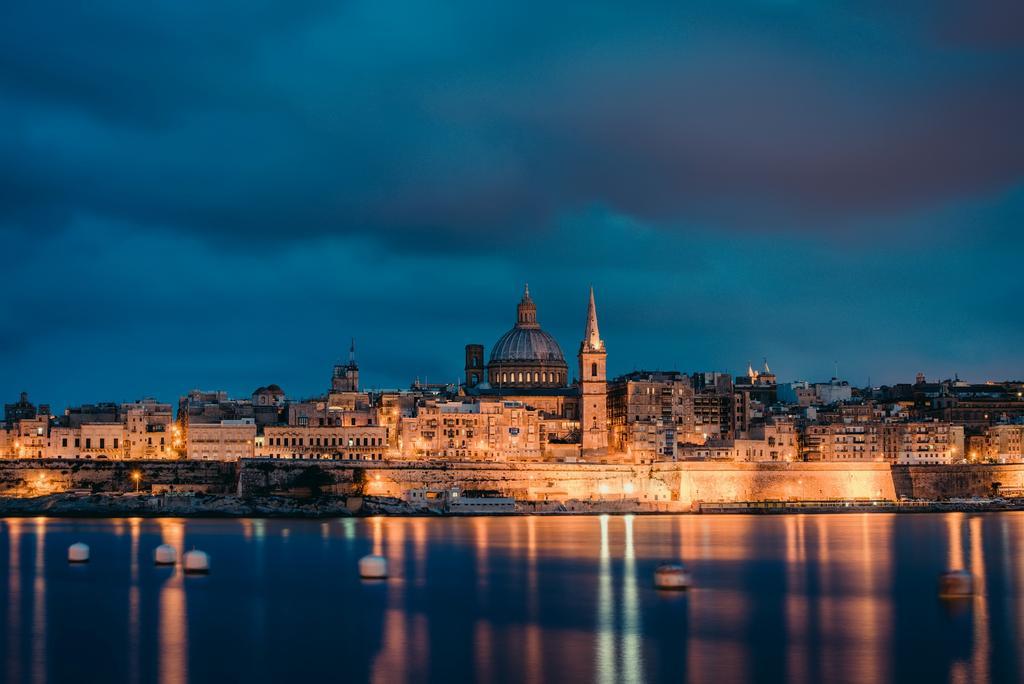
1,281,1022,410
2,2,1023,404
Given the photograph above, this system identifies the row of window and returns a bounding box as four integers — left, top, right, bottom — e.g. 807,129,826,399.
58,436,165,449
265,436,382,447
296,417,371,427
265,453,385,461
492,370,565,385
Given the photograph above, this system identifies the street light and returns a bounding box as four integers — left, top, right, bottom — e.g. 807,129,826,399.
131,470,142,493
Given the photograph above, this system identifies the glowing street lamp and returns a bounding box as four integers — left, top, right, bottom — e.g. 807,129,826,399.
131,470,142,493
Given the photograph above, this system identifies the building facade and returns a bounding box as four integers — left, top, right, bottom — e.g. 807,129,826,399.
399,400,543,461
186,419,256,461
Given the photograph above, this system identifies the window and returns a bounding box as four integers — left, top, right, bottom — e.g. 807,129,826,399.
75,438,80,448
62,438,68,448
86,438,91,449
114,438,119,448
591,362,598,377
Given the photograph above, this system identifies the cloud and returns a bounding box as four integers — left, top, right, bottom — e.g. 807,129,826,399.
1,2,1023,405
0,1,1021,254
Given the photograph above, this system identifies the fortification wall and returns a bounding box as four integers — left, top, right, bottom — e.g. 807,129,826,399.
236,459,897,510
891,464,1024,499
0,459,237,495
2,460,1021,507
656,462,897,506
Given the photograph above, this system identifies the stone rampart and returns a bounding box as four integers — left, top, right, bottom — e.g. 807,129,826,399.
236,459,897,510
891,464,1024,499
0,459,236,495
3,460,1023,508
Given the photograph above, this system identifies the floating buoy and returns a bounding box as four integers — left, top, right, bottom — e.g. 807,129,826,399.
183,549,210,575
154,544,177,565
654,562,691,590
939,569,974,598
359,554,388,579
68,542,90,563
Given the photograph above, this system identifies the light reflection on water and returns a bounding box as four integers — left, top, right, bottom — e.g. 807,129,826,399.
1,513,1023,682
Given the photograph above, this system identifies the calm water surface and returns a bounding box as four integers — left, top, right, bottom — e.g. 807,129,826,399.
0,512,1022,683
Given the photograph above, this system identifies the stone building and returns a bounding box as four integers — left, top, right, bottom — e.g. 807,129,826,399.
186,419,256,461
398,399,543,462
252,384,286,407
7,413,49,458
744,419,800,461
906,379,1024,428
889,422,964,465
0,427,12,459
608,371,696,462
779,379,852,407
801,419,963,464
984,423,1024,463
804,423,885,462
179,390,255,425
4,392,44,428
257,424,387,460
48,422,128,459
691,372,734,439
123,399,174,459
733,360,777,436
331,339,360,392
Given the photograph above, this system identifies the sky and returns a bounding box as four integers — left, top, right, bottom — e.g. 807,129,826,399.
1,1,1023,408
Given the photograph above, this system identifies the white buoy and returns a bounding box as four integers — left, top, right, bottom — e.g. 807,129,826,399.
68,542,90,563
183,549,210,575
654,562,691,590
939,569,974,597
154,544,177,566
359,554,388,579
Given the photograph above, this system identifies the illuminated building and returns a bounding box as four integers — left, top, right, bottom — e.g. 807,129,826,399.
258,424,387,460
399,399,543,461
186,419,256,461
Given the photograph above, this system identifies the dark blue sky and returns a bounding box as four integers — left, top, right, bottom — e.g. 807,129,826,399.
2,1,1023,408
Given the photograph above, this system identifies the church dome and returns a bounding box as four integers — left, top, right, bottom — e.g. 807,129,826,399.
489,327,565,364
486,285,569,389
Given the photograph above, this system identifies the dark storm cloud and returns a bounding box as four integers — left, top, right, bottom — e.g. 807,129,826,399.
1,1,1023,404
2,1,1023,250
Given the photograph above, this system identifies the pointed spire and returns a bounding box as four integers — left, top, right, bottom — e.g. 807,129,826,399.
763,357,770,374
348,338,357,367
748,361,756,379
524,282,530,299
582,286,604,352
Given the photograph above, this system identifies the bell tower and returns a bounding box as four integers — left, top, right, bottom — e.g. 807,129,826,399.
332,338,359,392
578,287,608,457
464,344,484,387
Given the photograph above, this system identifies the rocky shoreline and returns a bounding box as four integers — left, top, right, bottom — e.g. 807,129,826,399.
2,492,1024,518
